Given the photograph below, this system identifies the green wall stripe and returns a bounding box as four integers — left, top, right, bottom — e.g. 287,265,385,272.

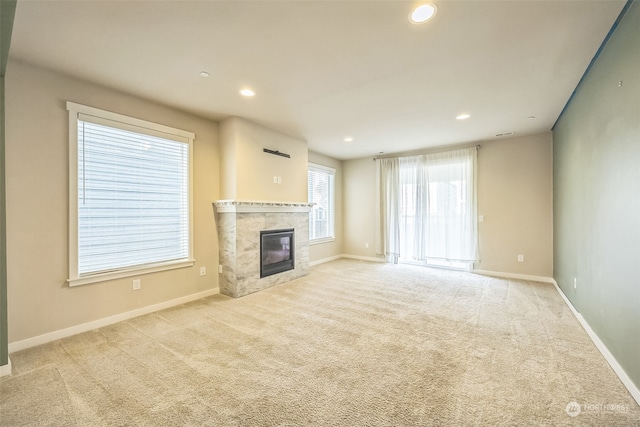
1,0,17,368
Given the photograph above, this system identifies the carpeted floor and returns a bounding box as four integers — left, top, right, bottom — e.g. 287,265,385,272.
1,259,639,426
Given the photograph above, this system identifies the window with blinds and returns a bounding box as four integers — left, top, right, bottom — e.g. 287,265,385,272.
67,102,195,286
308,163,335,242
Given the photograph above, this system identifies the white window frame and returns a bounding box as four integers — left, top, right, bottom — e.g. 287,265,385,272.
308,162,336,245
67,102,195,286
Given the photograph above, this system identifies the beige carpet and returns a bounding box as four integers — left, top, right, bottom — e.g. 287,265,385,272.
1,259,639,426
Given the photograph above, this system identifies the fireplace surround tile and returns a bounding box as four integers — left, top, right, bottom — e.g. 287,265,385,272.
214,200,313,298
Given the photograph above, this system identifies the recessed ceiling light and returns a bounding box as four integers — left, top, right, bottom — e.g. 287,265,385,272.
410,4,437,24
344,137,354,142
240,88,255,97
456,114,471,120
200,71,210,78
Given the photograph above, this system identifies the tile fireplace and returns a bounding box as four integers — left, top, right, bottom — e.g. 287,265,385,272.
213,200,313,298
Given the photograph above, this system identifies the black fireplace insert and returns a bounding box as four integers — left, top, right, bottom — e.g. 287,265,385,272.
260,229,294,278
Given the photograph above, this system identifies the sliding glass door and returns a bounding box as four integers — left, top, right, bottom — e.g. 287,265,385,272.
377,147,478,269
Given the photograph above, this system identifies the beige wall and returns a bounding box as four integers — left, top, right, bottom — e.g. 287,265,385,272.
475,133,553,277
5,61,220,342
219,118,237,201
343,157,379,258
308,151,343,262
342,133,553,277
219,116,308,203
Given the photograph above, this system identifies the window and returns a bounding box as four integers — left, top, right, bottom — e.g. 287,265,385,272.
67,102,195,286
308,163,335,242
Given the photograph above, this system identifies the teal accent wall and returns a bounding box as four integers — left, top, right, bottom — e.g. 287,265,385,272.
553,0,640,390
1,0,17,369
0,76,6,369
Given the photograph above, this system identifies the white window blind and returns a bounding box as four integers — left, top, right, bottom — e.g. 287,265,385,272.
308,163,335,241
67,102,194,285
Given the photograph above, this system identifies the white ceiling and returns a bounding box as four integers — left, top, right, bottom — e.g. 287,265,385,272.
9,0,625,160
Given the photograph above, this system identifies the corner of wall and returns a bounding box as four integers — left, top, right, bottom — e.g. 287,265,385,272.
0,358,11,377
218,117,238,200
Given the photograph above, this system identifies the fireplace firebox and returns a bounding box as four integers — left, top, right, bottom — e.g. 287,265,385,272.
260,229,295,278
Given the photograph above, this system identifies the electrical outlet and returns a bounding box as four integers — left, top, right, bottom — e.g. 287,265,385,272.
133,279,141,290
517,254,524,262
277,176,282,184
273,176,278,183
365,242,369,248
200,267,206,276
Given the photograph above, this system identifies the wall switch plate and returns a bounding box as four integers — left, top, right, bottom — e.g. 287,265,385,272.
218,265,223,274
277,176,282,184
133,279,141,290
200,267,206,276
273,176,278,183
517,254,524,262
365,242,369,248
478,215,484,223
574,277,577,289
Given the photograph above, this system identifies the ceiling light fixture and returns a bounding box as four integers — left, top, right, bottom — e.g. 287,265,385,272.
456,114,471,120
200,71,210,78
344,137,354,142
240,88,255,97
410,3,437,24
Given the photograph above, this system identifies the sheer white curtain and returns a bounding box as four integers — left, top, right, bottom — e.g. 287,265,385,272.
376,147,478,264
398,155,429,262
375,157,400,263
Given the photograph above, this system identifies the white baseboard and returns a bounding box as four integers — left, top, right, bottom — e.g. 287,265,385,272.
310,254,385,267
550,280,640,407
471,269,639,405
309,255,342,267
8,288,219,354
472,269,555,284
0,358,11,377
340,254,385,263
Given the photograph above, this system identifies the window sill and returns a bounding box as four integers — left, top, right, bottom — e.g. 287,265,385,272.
309,237,336,246
68,259,196,287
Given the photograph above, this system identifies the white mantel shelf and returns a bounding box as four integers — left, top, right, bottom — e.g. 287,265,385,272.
213,200,313,213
